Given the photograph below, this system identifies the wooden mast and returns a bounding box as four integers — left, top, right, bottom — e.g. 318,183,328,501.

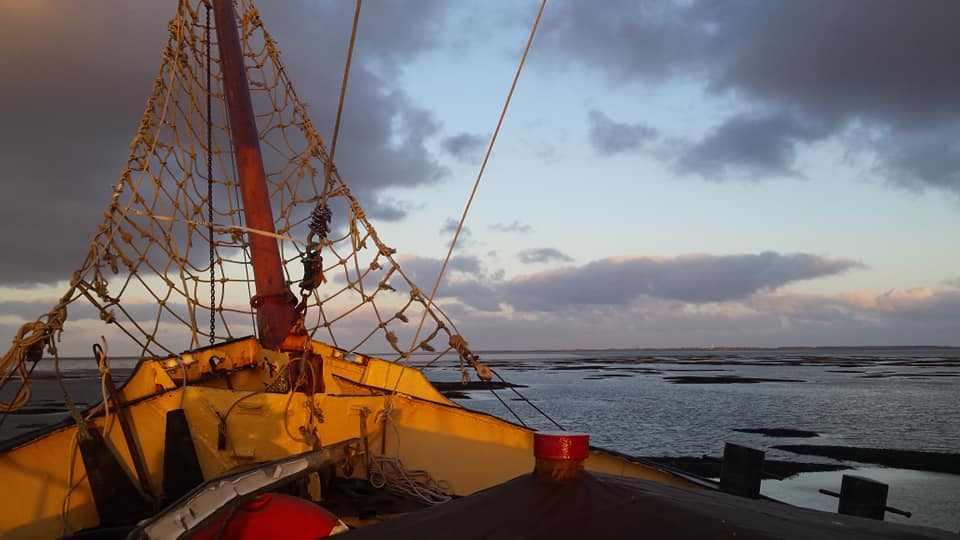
212,0,296,349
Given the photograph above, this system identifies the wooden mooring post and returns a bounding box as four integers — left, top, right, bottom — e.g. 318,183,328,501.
818,474,912,520
719,442,765,498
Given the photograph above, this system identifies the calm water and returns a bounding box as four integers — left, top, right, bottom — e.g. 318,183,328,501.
442,348,960,456
434,347,960,532
3,347,959,531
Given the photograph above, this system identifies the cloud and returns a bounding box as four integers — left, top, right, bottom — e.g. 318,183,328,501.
440,217,472,239
545,0,960,194
438,284,960,349
587,110,658,156
326,251,864,317
442,133,487,164
0,299,61,322
0,1,452,285
365,196,418,222
501,252,863,311
394,254,501,312
691,1,960,192
676,112,830,180
10,251,956,353
872,127,960,193
747,288,960,334
443,286,960,350
540,0,702,82
398,254,482,283
518,248,574,264
489,221,533,233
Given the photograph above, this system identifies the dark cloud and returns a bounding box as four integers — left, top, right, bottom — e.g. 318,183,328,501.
440,217,471,239
518,248,573,264
366,196,417,222
0,299,63,321
441,286,960,349
396,254,481,285
0,1,171,285
546,0,960,194
257,2,451,211
502,252,863,311
0,297,212,334
395,255,500,312
587,110,658,156
676,112,830,180
442,133,487,164
696,1,960,129
0,1,450,285
540,1,702,82
489,221,533,233
872,128,960,193
692,1,960,192
436,279,503,312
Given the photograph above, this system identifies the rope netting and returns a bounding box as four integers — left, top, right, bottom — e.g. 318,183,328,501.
0,0,476,412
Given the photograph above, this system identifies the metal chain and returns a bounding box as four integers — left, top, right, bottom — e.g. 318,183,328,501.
206,3,216,344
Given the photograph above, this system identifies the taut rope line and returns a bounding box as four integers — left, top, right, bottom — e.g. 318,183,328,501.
404,0,549,362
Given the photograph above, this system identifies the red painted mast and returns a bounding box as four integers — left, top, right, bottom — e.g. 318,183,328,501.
212,0,296,349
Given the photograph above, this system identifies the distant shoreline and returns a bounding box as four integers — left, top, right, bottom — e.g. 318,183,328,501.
469,345,960,354
46,344,960,361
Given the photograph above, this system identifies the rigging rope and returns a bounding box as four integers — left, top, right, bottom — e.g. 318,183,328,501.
492,367,564,430
328,0,362,169
385,0,551,430
405,0,549,362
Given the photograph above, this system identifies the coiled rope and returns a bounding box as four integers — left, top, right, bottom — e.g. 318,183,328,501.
367,397,451,505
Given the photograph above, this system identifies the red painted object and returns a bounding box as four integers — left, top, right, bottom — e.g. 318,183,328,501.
533,432,589,461
191,493,346,539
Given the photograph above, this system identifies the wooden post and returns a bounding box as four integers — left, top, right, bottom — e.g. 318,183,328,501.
838,475,889,520
719,442,764,498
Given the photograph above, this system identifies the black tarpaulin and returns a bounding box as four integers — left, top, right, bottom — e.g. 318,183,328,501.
340,472,955,540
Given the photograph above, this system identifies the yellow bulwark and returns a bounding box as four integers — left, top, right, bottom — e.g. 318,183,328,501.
0,337,698,539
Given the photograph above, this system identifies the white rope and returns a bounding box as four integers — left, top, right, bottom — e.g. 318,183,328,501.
124,209,299,243
62,337,121,537
97,336,113,430
368,455,451,505
404,0,549,361
367,397,451,505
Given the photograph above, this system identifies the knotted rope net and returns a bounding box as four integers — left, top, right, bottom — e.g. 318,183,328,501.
0,0,477,412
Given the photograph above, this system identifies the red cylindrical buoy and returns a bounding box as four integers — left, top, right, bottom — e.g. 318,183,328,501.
533,431,589,483
191,493,348,539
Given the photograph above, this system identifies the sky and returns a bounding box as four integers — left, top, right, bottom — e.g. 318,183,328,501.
1,0,960,354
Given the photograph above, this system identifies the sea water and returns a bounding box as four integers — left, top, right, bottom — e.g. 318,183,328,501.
434,347,960,532
2,347,958,532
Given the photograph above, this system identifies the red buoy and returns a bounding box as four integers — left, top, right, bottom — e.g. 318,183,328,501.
191,493,347,539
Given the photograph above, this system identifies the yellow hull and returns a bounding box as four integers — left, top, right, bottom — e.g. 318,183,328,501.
0,337,698,539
